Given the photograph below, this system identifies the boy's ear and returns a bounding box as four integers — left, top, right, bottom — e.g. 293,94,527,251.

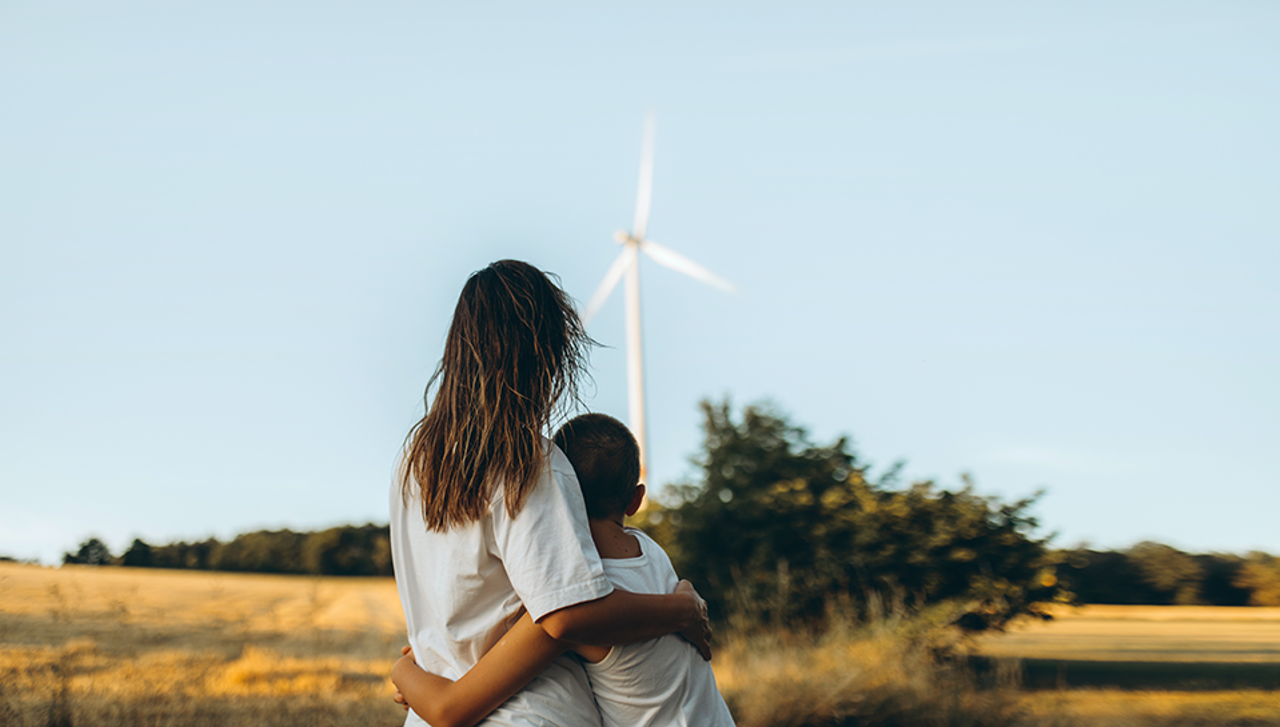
624,483,647,517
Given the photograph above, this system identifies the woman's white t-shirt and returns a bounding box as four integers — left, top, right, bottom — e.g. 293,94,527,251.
390,441,613,727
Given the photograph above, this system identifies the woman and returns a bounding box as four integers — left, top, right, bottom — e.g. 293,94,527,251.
390,260,710,726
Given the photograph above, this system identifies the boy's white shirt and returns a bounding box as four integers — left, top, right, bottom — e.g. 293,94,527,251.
587,528,736,727
389,441,613,727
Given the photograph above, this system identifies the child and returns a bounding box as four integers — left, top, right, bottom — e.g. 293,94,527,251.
393,412,734,727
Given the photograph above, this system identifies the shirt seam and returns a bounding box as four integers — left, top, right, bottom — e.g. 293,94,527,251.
523,574,614,623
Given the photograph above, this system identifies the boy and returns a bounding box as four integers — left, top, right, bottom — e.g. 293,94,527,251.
392,413,734,727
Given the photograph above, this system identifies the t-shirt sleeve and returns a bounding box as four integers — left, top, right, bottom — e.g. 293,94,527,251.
490,446,613,622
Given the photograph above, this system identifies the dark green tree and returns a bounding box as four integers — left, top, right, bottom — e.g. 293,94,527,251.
644,399,1064,629
63,537,114,566
1234,552,1280,606
1060,548,1154,604
151,538,220,569
304,524,391,576
1127,541,1204,605
1195,553,1249,606
212,530,307,574
121,538,154,567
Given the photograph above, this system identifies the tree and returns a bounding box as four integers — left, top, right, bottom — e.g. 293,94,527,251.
1195,553,1250,606
63,538,114,566
304,524,392,576
1060,548,1151,604
150,538,219,569
212,530,307,574
644,399,1064,629
121,538,154,567
1126,541,1204,605
1233,552,1280,606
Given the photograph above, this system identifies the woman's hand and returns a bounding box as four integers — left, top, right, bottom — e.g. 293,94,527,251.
675,580,712,661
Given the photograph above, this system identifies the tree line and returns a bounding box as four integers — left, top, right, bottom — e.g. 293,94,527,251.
63,523,393,577
56,399,1280,625
1061,543,1280,607
643,401,1280,627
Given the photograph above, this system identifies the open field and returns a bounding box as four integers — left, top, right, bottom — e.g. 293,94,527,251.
974,605,1280,693
977,605,1280,664
0,562,408,726
3,563,1280,726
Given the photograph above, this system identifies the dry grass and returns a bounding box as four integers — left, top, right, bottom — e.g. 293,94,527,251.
713,611,1023,727
1018,690,1280,727
0,562,408,727
711,604,1280,727
976,604,1280,663
4,563,1280,727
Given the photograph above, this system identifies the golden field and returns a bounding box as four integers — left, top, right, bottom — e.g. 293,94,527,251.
976,604,1280,664
0,562,408,726
3,562,1280,726
972,606,1280,726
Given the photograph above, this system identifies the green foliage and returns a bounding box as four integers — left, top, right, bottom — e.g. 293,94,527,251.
1126,541,1205,605
63,538,114,566
1195,552,1252,606
304,524,393,576
212,530,309,574
1233,552,1280,606
121,538,154,567
149,538,220,570
118,526,393,577
1060,547,1255,606
644,399,1064,629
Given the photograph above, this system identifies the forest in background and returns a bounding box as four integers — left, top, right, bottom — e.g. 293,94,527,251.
37,400,1280,621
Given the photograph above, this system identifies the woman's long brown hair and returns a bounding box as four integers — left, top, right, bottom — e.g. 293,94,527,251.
401,260,593,531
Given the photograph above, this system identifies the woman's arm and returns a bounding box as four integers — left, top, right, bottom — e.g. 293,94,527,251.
538,579,712,660
391,581,709,726
392,613,574,727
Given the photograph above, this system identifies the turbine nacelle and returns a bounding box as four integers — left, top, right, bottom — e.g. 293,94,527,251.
582,114,737,488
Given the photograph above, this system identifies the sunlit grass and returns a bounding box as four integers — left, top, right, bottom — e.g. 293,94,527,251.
4,563,1280,726
713,608,1022,727
1019,690,1280,727
976,604,1280,663
0,562,406,726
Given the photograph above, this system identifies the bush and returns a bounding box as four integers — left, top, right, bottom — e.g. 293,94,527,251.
62,538,114,566
644,400,1065,630
715,604,1021,727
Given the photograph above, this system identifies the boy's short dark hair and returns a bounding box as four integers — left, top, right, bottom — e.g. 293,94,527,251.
553,413,640,519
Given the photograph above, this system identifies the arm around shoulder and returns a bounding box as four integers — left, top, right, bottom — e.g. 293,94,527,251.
538,580,712,660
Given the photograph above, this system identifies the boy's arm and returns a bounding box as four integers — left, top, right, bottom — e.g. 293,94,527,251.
391,613,571,727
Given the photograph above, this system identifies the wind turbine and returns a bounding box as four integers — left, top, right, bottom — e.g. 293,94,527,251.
582,115,735,482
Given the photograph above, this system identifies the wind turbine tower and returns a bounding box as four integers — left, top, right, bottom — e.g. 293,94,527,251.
582,115,735,482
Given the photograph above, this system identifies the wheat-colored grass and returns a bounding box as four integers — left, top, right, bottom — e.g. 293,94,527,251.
976,604,1280,663
713,614,1022,727
4,563,1280,727
0,562,408,727
1018,690,1280,727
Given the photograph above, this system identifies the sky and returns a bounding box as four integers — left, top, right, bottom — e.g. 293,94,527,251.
2,2,1277,565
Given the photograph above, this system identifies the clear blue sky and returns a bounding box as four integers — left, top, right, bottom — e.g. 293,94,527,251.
2,2,1277,565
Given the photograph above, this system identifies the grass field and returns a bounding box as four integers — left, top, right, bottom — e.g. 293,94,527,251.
977,604,1280,664
3,563,1279,726
0,562,408,726
969,606,1280,725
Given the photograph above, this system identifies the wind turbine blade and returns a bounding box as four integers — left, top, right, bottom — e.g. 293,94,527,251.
640,240,736,293
582,246,637,323
632,113,655,241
